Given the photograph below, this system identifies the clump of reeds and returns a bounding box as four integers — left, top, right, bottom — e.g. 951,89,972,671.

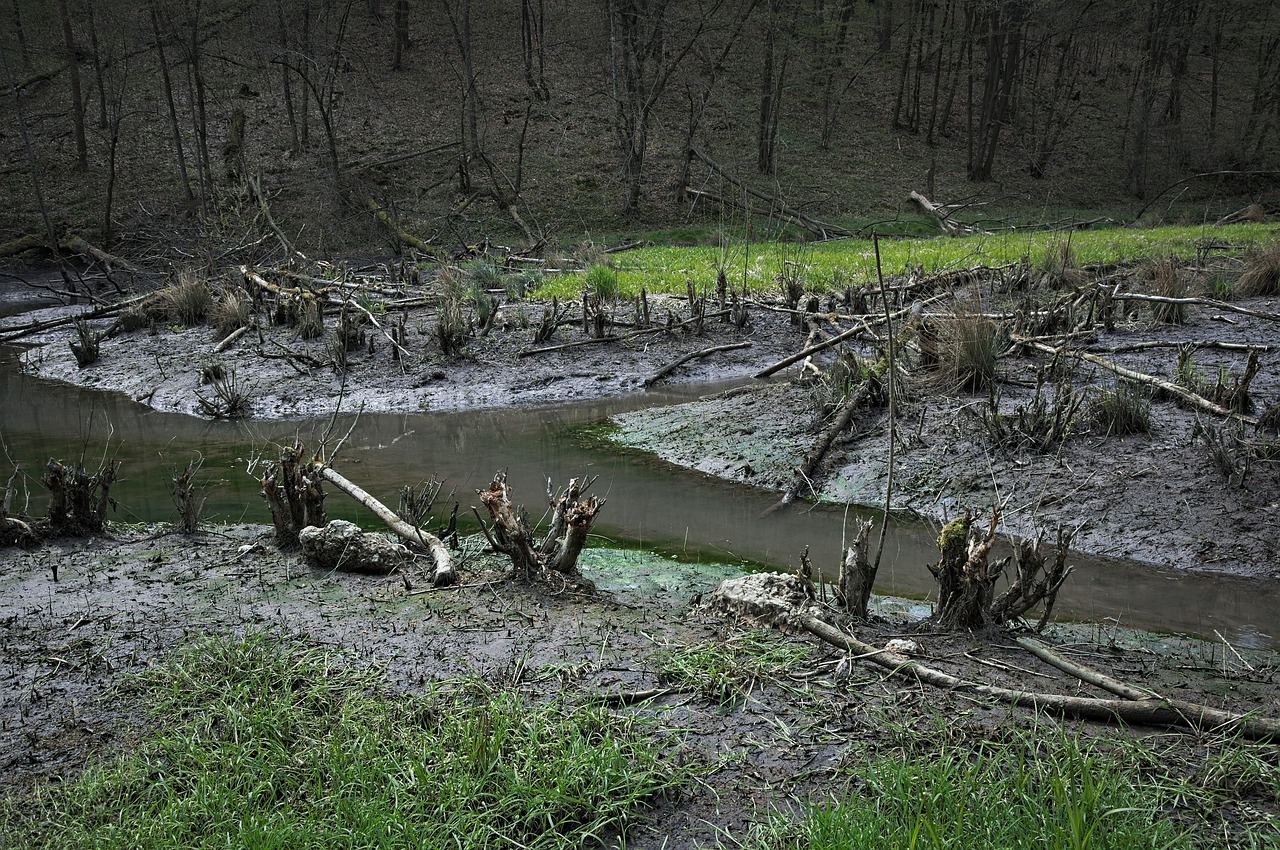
1236,240,1280,297
1147,257,1188,324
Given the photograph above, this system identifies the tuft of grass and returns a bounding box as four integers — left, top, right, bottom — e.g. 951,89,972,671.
585,263,620,302
69,318,102,367
933,307,1001,392
1236,240,1280,297
159,270,215,327
465,258,504,290
1147,257,1189,324
1090,381,1151,436
211,288,252,338
657,628,810,709
743,731,1192,850
195,367,251,418
8,632,691,850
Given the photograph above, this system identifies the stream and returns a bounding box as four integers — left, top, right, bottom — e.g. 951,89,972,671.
1,340,1276,649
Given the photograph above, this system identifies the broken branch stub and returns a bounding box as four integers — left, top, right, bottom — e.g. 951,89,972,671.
478,473,602,578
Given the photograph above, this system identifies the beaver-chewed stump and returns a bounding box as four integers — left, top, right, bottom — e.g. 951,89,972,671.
299,520,409,574
694,572,826,628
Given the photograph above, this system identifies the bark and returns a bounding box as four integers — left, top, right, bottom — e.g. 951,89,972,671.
802,617,1280,740
260,444,326,549
643,341,751,387
315,464,455,586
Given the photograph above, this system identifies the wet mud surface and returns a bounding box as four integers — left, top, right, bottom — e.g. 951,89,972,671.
1,526,1277,845
3,267,1280,842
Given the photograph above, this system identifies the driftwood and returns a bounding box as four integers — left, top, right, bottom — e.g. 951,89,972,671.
697,574,1279,738
1019,338,1260,426
0,292,152,344
754,321,869,379
774,378,876,509
644,341,751,387
317,465,455,586
802,617,1280,740
475,473,601,579
213,325,250,353
1112,291,1280,324
1100,340,1277,354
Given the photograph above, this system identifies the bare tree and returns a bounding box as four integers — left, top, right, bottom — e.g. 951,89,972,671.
607,0,723,211
967,0,1027,182
521,0,550,101
392,0,409,71
56,0,88,171
149,2,194,205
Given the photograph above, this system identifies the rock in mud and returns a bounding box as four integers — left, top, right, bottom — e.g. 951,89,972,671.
695,572,825,626
299,520,408,574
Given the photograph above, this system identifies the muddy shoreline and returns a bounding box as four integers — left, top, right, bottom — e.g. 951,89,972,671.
3,273,1278,581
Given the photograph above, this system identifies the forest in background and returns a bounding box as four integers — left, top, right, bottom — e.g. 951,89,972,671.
3,0,1280,256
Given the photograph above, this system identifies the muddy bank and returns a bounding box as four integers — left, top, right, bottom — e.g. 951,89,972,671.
3,271,1278,584
2,525,1276,846
611,300,1280,580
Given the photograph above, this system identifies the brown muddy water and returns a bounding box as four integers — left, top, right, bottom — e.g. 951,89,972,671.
1,343,1276,649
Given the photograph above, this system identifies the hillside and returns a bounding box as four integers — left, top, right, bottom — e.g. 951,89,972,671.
2,0,1280,258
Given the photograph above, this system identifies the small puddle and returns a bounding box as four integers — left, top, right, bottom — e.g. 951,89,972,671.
1,344,1276,649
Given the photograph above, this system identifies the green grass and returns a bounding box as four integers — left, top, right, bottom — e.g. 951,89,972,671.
657,627,812,709
4,631,691,849
532,223,1279,300
744,732,1193,850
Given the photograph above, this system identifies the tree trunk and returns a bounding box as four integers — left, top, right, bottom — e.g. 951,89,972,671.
56,0,88,171
150,4,194,204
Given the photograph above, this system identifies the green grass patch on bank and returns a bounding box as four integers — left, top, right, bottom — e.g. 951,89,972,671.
745,734,1188,850
533,222,1279,300
3,631,691,850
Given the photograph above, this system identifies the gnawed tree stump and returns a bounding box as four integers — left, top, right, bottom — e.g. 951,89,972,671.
928,508,1075,631
836,518,875,618
260,444,327,549
41,458,118,536
299,520,408,574
694,572,823,628
989,527,1074,630
928,509,1000,631
476,473,601,580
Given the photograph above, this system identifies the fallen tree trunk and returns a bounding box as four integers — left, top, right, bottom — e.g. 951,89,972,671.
644,341,751,387
0,292,152,344
316,464,455,586
1112,292,1280,324
366,197,434,255
773,378,875,509
802,617,1280,740
908,190,963,236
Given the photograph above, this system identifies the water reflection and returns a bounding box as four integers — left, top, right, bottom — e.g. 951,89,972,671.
1,344,1275,648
